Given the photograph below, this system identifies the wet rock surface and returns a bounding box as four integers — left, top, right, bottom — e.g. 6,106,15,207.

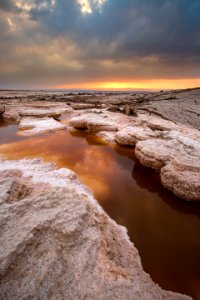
0,157,190,299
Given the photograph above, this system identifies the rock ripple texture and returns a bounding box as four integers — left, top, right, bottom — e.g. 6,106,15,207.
0,158,191,299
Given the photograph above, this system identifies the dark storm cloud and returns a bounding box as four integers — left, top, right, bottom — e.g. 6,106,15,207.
28,0,200,60
0,0,200,88
0,0,20,12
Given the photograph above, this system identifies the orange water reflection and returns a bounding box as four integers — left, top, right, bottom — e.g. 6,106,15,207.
0,126,200,299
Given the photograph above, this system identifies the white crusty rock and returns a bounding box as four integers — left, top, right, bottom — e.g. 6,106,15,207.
18,117,66,135
161,159,200,201
135,130,200,200
87,118,118,132
140,115,175,131
0,157,191,299
69,114,89,129
19,108,63,118
69,114,118,132
2,100,72,122
135,138,183,170
115,125,160,146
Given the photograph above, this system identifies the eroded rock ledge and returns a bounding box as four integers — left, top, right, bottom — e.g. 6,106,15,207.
69,112,200,201
0,157,190,299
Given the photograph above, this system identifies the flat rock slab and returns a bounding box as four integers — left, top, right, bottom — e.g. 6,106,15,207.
19,108,62,118
18,117,66,135
0,157,191,299
69,114,118,132
70,103,99,110
115,125,160,146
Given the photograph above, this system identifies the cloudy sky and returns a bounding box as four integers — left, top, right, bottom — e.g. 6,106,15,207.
0,0,200,89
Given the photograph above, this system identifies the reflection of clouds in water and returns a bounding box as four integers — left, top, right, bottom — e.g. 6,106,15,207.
0,131,118,199
74,147,114,199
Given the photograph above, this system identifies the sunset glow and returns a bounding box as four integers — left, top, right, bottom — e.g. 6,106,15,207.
54,78,200,90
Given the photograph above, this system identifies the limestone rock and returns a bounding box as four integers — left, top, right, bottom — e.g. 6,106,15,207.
69,114,118,132
69,115,89,129
87,118,118,132
161,159,200,201
18,117,66,135
135,138,181,170
115,125,159,146
0,157,190,299
135,131,200,200
19,108,63,118
0,176,30,204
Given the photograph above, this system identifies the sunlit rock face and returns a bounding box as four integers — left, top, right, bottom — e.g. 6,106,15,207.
0,157,191,299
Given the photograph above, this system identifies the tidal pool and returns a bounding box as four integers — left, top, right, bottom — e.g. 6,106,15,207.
0,120,200,299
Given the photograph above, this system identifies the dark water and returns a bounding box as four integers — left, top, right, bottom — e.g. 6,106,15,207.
0,120,200,299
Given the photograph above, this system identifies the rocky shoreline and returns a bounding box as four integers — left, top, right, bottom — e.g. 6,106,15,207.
0,88,199,299
0,157,191,299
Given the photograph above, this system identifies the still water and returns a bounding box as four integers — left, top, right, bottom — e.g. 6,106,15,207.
0,119,200,299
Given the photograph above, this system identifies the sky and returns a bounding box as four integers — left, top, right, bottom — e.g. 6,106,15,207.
0,0,200,90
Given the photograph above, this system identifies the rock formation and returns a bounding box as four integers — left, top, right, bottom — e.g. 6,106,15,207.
69,114,118,132
19,108,63,118
0,157,191,299
1,100,72,122
18,117,66,135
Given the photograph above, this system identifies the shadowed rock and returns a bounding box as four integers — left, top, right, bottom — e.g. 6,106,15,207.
0,105,5,116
